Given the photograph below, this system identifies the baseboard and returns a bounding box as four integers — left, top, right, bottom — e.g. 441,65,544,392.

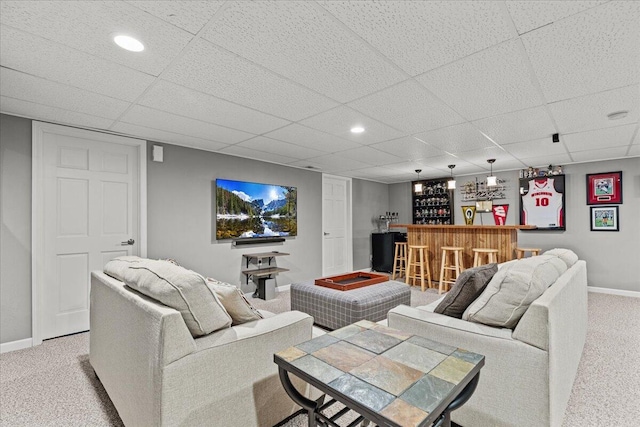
1,337,33,354
588,286,640,298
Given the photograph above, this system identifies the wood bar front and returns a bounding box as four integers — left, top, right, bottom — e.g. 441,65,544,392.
390,225,535,284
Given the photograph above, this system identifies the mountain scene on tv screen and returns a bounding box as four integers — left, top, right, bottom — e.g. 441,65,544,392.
216,179,297,239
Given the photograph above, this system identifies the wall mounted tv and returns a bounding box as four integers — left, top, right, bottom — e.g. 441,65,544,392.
215,178,297,240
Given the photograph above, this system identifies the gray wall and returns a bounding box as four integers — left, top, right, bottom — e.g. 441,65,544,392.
389,182,412,224
0,114,32,343
146,141,323,294
352,179,389,270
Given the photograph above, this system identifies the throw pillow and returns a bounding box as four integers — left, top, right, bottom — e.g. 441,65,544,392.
104,256,144,281
206,278,263,325
434,263,498,318
544,248,579,268
464,255,567,329
123,259,232,337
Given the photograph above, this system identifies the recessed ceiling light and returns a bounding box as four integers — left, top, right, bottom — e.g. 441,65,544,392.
607,110,628,120
113,35,144,52
350,126,365,134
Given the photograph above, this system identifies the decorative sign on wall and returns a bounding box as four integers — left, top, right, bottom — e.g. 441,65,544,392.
462,206,476,225
586,171,622,205
519,175,566,230
460,178,507,201
492,204,509,226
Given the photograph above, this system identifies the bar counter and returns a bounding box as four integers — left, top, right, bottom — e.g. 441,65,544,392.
390,224,536,283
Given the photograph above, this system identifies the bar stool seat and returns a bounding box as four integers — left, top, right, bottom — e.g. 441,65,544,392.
516,247,541,259
392,242,407,280
472,248,498,267
439,246,464,294
406,245,433,292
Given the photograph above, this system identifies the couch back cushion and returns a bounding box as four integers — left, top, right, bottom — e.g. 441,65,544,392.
434,263,498,318
464,255,567,329
123,260,232,336
104,256,144,282
544,248,579,268
206,278,263,325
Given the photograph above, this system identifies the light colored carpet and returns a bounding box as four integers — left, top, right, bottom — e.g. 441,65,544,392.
1,289,638,426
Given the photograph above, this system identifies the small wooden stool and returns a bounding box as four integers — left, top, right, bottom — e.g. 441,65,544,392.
516,247,541,259
405,245,432,292
439,246,464,294
472,248,498,267
392,242,407,280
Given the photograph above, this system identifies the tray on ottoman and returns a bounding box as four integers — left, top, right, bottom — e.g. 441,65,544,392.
314,271,388,291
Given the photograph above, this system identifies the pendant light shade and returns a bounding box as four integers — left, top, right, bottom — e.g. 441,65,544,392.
447,164,456,189
486,159,497,187
414,169,423,193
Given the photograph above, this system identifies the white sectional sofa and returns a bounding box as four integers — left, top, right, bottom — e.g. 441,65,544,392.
388,258,588,427
90,270,315,427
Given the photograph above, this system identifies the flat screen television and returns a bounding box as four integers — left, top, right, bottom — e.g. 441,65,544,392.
215,178,297,240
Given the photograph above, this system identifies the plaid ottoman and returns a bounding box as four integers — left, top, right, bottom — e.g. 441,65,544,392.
290,280,411,330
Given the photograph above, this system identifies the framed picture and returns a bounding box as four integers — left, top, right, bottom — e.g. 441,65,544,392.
586,171,622,205
590,206,619,231
519,175,565,230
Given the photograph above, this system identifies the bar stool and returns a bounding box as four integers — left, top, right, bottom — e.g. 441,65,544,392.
392,242,407,280
472,248,498,267
406,245,432,292
516,247,541,259
439,246,464,294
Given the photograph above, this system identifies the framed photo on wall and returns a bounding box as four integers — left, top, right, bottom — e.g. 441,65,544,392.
590,206,619,231
586,171,622,205
519,175,565,230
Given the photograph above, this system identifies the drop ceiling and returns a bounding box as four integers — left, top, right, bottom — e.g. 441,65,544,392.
1,1,638,183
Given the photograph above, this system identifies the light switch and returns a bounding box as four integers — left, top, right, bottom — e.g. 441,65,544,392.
152,145,163,162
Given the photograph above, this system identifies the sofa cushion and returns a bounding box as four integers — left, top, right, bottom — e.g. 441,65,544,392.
104,256,144,281
464,255,567,329
123,260,231,336
206,278,263,325
544,248,579,268
434,263,498,318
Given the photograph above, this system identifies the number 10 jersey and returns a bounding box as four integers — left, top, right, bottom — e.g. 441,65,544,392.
522,178,563,228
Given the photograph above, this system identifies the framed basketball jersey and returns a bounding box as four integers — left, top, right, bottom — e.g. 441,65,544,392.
519,175,566,230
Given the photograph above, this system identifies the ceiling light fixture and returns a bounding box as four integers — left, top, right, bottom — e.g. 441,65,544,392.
414,169,423,193
113,35,145,52
447,165,456,190
607,110,628,121
350,126,365,134
486,159,497,187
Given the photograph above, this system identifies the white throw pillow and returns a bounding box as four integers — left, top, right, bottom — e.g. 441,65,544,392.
206,278,263,325
544,248,579,268
104,256,144,281
464,255,567,329
123,260,232,337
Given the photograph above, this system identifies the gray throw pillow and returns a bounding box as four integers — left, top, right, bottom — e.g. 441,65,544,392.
434,263,498,318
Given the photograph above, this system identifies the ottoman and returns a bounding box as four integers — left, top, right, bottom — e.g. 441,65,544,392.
290,280,411,330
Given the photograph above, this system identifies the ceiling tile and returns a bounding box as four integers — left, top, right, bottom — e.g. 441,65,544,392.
627,144,639,157
370,136,446,161
125,1,223,34
0,1,194,76
570,146,630,163
286,159,335,173
118,105,254,144
111,121,229,151
0,68,129,119
298,106,406,145
163,39,338,121
217,145,299,166
201,1,405,102
549,85,639,134
237,136,326,160
349,80,466,134
506,1,607,35
563,124,636,152
139,80,290,134
417,39,544,120
337,146,403,166
454,146,521,166
321,1,515,76
0,26,155,102
414,123,496,154
383,160,443,175
521,1,640,102
263,124,360,154
472,106,556,145
503,137,569,159
519,153,572,168
303,154,372,171
1,96,114,130
349,167,405,178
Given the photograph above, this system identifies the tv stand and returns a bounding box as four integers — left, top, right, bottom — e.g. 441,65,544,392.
241,252,290,299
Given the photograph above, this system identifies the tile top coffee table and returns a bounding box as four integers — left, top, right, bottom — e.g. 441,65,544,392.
274,320,484,427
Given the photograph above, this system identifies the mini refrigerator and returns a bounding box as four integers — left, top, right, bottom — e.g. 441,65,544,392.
371,232,407,273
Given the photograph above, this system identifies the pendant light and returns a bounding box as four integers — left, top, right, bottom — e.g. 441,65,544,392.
414,169,423,193
447,165,456,189
486,159,497,187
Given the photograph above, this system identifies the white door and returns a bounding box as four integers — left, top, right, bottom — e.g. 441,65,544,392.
34,123,143,341
322,175,352,276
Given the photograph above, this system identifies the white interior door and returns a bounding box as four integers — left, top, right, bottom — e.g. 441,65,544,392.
322,175,352,276
34,123,144,341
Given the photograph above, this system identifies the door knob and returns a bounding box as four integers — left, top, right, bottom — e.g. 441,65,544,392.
324,232,330,236
121,239,135,246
